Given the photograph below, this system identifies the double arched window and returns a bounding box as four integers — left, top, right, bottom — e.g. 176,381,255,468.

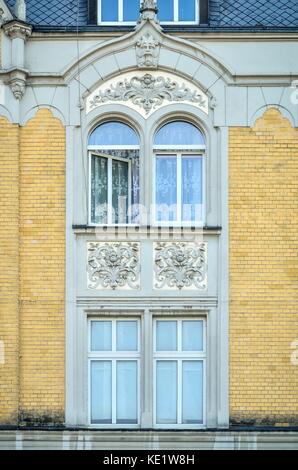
88,120,205,226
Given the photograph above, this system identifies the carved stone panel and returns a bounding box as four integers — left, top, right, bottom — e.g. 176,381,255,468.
86,71,209,117
154,241,207,290
87,242,140,290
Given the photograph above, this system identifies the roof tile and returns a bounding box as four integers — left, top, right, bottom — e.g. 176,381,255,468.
5,0,298,28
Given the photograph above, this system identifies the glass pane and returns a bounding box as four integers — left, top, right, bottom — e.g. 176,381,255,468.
101,0,118,22
91,321,112,351
112,159,129,224
182,361,203,424
116,321,138,351
182,156,203,222
91,361,112,423
179,0,196,21
155,156,177,222
156,321,177,351
156,361,177,424
91,156,108,224
117,361,138,423
157,0,174,21
155,121,205,146
182,321,203,351
123,0,139,21
89,122,139,146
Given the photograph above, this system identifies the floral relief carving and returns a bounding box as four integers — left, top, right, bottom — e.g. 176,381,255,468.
136,33,160,68
87,242,140,290
88,73,207,115
154,242,207,290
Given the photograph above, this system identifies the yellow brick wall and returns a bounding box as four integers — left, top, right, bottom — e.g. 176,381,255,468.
19,109,65,425
0,109,65,426
229,108,298,426
0,117,20,424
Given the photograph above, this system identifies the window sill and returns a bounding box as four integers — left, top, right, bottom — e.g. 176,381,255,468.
72,224,222,235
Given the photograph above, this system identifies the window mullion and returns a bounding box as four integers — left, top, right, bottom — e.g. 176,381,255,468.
112,359,116,424
177,154,182,223
119,0,123,22
108,157,112,224
174,0,179,22
177,359,182,424
98,0,102,23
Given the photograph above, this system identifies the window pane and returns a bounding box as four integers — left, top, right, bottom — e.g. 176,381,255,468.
91,321,112,351
156,321,177,351
117,361,138,423
155,156,177,222
91,156,108,224
182,321,203,351
155,121,205,146
182,361,203,424
156,361,177,423
179,0,196,21
101,0,118,22
112,159,129,224
117,321,138,351
182,156,203,222
123,0,139,21
157,0,174,21
89,122,139,146
91,361,112,423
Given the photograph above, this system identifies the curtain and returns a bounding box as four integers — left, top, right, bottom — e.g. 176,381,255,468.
91,155,108,224
156,156,177,221
182,156,202,222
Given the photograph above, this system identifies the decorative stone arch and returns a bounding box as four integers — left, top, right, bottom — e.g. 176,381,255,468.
250,104,296,129
64,14,232,128
63,18,234,87
0,103,13,123
20,104,66,127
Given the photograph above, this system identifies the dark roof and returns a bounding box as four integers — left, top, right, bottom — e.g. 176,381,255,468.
5,0,298,29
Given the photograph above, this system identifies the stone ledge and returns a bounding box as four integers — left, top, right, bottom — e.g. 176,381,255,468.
0,430,297,450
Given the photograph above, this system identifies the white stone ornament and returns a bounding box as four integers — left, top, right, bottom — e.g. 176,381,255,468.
87,242,140,290
86,71,209,117
10,78,25,100
154,241,207,290
136,33,160,68
139,0,159,23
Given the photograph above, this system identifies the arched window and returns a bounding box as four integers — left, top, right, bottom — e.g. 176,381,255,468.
88,122,140,224
153,121,205,224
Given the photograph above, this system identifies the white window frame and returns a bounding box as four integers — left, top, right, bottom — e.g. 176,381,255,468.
88,150,134,226
98,0,141,25
97,0,199,25
152,150,206,226
88,318,141,428
153,318,206,429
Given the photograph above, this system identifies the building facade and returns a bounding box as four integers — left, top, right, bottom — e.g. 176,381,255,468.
0,0,297,449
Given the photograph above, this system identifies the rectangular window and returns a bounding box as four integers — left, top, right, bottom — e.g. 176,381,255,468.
90,153,131,225
89,319,140,425
98,0,198,24
89,316,206,428
155,154,203,224
154,319,205,426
